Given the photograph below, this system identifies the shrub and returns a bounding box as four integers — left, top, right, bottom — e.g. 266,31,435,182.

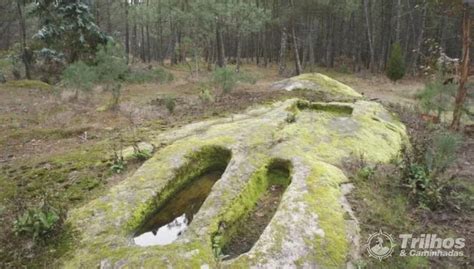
95,43,128,110
164,96,176,114
236,71,258,85
124,69,155,84
404,164,442,208
357,166,376,180
213,67,237,94
111,157,125,174
386,42,406,82
425,131,461,177
61,61,97,99
111,147,125,174
13,204,60,240
199,85,215,104
124,67,174,84
400,130,462,209
95,43,128,83
153,67,174,83
417,71,456,118
131,149,152,161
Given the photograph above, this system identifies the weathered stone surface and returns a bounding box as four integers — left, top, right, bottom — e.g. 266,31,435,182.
271,73,363,100
63,75,406,268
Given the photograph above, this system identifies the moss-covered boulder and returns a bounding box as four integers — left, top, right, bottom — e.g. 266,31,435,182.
271,73,362,101
4,79,53,91
63,76,406,268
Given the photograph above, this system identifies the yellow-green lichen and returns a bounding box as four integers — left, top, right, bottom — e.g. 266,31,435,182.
63,87,407,268
127,145,231,232
305,161,349,268
211,158,292,256
292,73,362,99
4,79,53,91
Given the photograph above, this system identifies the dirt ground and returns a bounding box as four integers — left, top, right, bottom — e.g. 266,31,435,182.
0,65,426,164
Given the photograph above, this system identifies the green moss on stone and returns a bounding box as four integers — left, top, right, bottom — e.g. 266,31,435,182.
293,73,362,99
126,145,231,232
211,158,292,256
61,94,407,267
5,80,53,91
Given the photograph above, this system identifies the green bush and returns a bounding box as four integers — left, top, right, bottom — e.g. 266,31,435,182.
426,131,461,176
236,71,258,85
357,166,375,180
124,69,155,84
111,157,125,174
111,148,125,174
405,164,442,208
417,71,456,118
386,42,406,82
13,205,60,240
164,96,176,114
124,67,174,84
131,149,152,161
95,43,128,83
153,67,174,83
95,43,128,110
213,67,237,94
212,68,259,94
401,130,462,209
199,85,215,104
61,61,97,98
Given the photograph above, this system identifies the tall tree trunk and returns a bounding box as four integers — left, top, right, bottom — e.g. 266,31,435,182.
145,0,151,62
451,4,471,130
141,25,146,62
146,25,151,62
124,0,129,64
263,27,268,67
236,31,242,72
411,1,426,74
291,25,302,75
207,39,214,71
308,20,316,71
278,27,287,75
16,0,30,79
216,20,226,68
170,27,178,65
132,25,137,61
395,0,401,43
106,0,112,33
363,0,375,72
325,14,334,68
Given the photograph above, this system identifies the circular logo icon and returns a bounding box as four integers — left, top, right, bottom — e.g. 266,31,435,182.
366,230,395,260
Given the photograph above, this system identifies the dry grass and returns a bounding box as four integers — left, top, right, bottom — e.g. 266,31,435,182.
0,64,426,164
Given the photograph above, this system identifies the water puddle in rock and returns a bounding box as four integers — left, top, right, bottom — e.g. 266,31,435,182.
133,171,223,246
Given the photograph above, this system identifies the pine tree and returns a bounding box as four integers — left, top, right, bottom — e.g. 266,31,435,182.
386,42,406,82
32,0,109,63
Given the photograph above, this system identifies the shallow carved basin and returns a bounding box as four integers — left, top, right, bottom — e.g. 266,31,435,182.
133,170,225,246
